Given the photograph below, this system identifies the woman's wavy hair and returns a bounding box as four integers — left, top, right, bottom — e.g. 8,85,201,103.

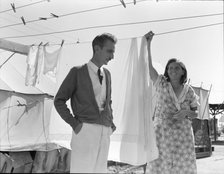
164,58,187,84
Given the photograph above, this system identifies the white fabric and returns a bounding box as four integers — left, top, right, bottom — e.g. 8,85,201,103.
43,46,62,77
25,45,44,86
25,46,38,86
36,46,44,84
108,38,158,165
139,37,159,163
192,86,210,119
87,61,106,111
70,123,112,173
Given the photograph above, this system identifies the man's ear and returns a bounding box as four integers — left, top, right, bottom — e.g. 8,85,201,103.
94,45,101,53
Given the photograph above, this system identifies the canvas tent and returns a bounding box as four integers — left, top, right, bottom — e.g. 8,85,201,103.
0,51,69,173
0,62,55,151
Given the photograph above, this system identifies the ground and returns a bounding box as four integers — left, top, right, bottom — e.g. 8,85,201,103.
108,142,224,174
197,142,224,174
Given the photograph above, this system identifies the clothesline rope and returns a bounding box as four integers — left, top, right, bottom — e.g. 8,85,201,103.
2,12,223,39
0,0,48,14
0,0,148,29
22,21,223,46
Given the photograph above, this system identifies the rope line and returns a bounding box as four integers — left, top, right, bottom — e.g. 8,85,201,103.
0,0,48,14
25,22,223,46
0,0,148,29
2,19,223,40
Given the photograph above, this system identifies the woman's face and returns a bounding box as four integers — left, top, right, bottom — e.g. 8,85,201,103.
167,62,184,82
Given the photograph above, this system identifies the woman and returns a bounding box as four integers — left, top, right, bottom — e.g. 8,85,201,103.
145,31,198,174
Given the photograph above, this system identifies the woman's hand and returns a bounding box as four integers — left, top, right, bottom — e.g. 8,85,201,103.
173,109,197,120
144,31,154,44
144,31,158,83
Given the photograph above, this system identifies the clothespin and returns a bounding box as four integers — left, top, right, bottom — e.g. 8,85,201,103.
133,0,136,5
21,16,26,25
44,42,49,46
39,17,47,20
120,0,126,8
76,39,80,44
188,78,191,85
51,13,59,18
61,40,64,47
39,42,43,46
10,3,16,13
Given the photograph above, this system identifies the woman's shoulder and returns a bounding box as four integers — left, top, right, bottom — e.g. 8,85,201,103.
154,74,168,87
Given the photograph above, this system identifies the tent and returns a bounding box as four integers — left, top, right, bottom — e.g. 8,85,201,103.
0,59,56,151
0,57,64,173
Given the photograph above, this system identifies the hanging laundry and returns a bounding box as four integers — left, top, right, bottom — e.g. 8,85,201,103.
138,37,158,163
25,46,38,86
108,38,158,165
25,45,44,86
36,46,44,84
43,47,62,78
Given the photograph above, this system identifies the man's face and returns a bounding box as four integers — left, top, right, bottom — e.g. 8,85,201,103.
97,40,115,66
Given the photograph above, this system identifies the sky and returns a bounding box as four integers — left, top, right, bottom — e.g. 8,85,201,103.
0,0,223,103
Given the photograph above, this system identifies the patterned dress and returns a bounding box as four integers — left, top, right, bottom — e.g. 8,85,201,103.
149,75,198,174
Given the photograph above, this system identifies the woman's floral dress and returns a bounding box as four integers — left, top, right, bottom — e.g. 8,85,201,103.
149,75,199,174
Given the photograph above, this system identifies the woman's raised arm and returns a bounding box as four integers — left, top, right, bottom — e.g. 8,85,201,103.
144,31,158,83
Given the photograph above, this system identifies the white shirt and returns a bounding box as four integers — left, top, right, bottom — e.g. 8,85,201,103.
87,61,106,112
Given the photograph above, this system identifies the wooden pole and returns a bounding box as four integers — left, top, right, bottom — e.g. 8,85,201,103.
0,39,29,55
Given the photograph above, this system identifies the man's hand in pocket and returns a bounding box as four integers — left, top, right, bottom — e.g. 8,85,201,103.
74,122,83,134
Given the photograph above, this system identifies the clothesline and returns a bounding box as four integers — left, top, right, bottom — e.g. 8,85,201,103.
0,0,147,29
24,21,223,47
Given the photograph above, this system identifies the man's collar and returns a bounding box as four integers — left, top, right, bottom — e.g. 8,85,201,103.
88,60,100,73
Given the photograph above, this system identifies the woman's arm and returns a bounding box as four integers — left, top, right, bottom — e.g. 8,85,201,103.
144,31,158,83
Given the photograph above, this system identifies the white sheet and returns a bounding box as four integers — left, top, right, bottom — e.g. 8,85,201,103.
108,38,158,165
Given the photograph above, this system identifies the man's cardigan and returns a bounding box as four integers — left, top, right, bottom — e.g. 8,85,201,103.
54,64,116,132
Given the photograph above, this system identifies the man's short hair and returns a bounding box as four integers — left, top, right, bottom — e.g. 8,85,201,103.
92,33,117,52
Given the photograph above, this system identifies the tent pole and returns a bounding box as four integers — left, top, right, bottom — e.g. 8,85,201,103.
0,52,16,69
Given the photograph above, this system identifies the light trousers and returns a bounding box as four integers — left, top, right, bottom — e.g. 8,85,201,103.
70,123,112,173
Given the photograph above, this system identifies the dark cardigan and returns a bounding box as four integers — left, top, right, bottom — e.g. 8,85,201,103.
54,64,116,131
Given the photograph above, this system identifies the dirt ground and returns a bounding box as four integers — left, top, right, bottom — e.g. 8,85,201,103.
197,144,224,174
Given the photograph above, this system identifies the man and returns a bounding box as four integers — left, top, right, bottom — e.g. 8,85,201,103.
54,33,117,173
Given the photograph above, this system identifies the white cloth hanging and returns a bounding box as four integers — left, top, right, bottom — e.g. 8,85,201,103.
108,38,158,165
25,45,44,86
139,37,159,163
43,47,62,78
